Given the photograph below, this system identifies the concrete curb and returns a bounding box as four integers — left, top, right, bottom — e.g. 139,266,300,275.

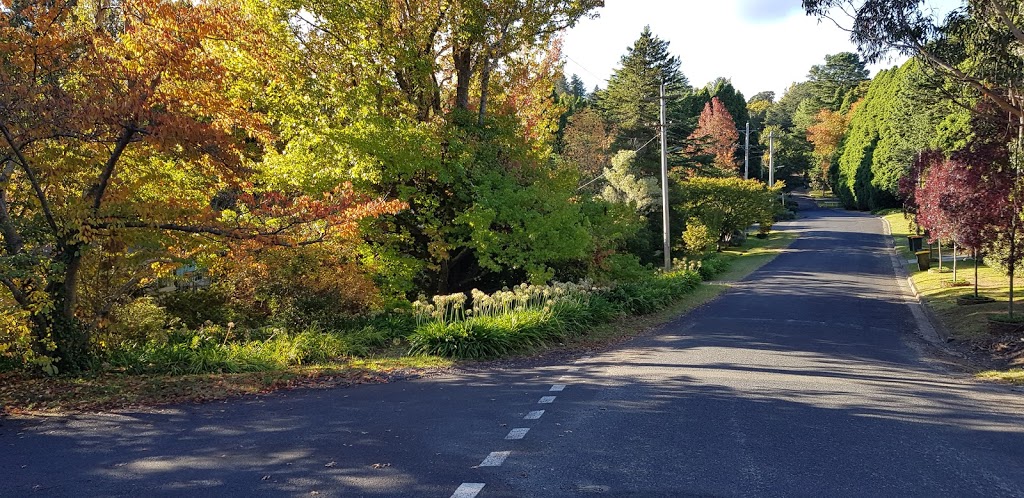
879,215,951,347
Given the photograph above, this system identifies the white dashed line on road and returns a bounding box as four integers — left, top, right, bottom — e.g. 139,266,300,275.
451,483,485,498
505,428,530,440
524,410,545,420
550,384,566,392
539,396,556,404
479,451,511,467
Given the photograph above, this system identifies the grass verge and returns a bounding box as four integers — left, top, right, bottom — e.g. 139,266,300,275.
553,230,797,353
0,356,452,415
881,211,1024,383
0,231,797,415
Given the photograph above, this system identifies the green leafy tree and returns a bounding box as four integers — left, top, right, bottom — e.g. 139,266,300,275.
694,78,750,132
677,177,781,248
806,52,870,111
759,124,812,184
832,59,951,210
600,151,662,213
595,26,695,264
562,107,616,183
804,0,1024,121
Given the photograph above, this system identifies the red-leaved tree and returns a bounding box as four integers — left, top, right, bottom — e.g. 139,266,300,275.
688,97,739,176
951,102,1024,315
915,150,1008,296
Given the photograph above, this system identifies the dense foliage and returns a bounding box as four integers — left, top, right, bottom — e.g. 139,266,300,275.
0,3,783,373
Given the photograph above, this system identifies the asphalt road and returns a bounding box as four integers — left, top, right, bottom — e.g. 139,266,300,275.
5,205,1024,497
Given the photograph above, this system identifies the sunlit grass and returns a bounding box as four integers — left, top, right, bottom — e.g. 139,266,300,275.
882,212,1024,380
976,369,1024,385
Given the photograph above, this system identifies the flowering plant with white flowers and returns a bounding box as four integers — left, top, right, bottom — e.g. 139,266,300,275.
412,280,602,325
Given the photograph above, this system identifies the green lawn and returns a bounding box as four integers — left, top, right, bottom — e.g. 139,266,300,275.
881,211,1024,383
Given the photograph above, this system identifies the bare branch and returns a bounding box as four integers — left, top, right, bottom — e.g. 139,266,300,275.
95,220,333,247
90,127,135,212
989,0,1024,47
0,123,60,235
0,275,28,308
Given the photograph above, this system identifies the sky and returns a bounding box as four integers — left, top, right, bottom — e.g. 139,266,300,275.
561,0,961,101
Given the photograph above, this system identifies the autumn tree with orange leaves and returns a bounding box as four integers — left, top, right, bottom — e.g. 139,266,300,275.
806,108,852,191
0,1,402,371
688,97,740,176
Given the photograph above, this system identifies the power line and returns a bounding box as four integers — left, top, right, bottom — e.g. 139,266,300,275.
576,133,660,191
564,55,607,85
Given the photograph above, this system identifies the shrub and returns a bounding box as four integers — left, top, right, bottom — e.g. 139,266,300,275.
595,253,651,285
103,298,173,345
677,177,781,247
608,270,701,314
682,218,716,258
208,244,383,329
697,254,729,281
159,288,238,329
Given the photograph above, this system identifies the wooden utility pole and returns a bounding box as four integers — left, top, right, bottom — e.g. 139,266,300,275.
744,122,750,180
660,79,671,271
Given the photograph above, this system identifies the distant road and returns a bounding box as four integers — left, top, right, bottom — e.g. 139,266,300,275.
4,205,1024,497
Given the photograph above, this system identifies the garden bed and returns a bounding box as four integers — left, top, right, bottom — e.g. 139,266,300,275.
0,232,797,414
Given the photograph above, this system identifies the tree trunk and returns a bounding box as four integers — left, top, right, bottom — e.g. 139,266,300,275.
477,56,492,125
41,245,91,372
453,47,473,111
975,248,980,298
953,242,957,281
1010,222,1016,318
437,259,450,295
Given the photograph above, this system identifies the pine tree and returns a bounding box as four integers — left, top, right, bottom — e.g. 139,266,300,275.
807,52,869,111
596,26,691,176
569,74,587,100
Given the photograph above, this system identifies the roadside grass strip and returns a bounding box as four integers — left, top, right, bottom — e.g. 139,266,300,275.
882,210,1024,383
0,229,797,414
